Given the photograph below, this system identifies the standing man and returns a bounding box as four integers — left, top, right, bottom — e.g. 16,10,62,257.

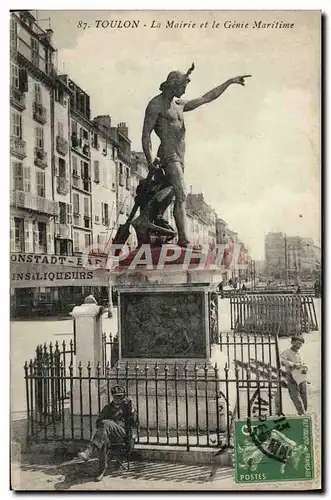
280,336,308,415
142,64,251,246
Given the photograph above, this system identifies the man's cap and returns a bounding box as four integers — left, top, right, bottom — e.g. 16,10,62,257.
291,335,305,344
111,385,126,396
160,63,195,91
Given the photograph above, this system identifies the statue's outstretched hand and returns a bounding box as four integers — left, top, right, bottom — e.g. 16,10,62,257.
231,75,252,86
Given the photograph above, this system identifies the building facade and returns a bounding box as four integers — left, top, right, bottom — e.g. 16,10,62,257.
10,10,249,317
287,236,320,278
265,232,286,278
91,115,118,253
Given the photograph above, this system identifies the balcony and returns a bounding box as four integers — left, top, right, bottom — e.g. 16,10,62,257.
126,177,131,190
10,136,26,160
34,147,48,168
71,135,90,159
56,136,69,156
10,86,26,111
57,176,69,195
55,223,71,239
117,150,132,165
72,176,91,193
119,173,125,187
33,102,47,124
11,191,59,216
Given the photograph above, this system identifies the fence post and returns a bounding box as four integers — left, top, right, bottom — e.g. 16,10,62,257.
70,295,104,415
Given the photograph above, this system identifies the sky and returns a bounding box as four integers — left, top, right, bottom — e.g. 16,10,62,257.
37,10,321,259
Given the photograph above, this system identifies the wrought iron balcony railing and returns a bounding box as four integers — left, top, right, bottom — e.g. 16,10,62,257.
56,136,69,156
10,190,59,216
10,136,26,159
57,176,69,195
33,101,47,124
55,223,71,239
10,86,26,111
34,147,48,168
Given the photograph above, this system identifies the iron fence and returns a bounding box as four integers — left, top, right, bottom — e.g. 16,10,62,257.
101,333,119,371
24,357,283,451
230,294,318,335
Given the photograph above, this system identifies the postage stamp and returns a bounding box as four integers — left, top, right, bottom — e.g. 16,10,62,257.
234,416,314,483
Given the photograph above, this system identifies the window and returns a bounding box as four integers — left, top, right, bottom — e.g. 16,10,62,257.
71,120,78,135
94,161,100,183
35,126,44,149
23,166,31,193
82,128,88,140
13,162,23,191
11,111,22,138
55,87,65,105
38,222,47,251
59,202,67,224
10,18,18,49
58,158,66,178
104,203,109,226
84,233,91,248
74,231,80,252
126,167,130,178
11,63,19,88
119,163,123,175
92,132,98,148
57,122,64,138
72,156,78,175
34,83,42,104
84,197,90,217
14,218,24,252
31,37,39,66
73,193,80,214
36,171,45,197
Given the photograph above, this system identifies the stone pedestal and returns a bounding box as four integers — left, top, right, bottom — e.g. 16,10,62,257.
70,299,103,414
109,264,227,432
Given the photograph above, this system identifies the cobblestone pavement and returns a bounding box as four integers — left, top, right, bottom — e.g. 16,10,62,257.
11,457,235,491
11,299,322,490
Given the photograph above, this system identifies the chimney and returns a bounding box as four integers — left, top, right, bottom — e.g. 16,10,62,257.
94,115,112,130
45,29,53,44
117,122,128,138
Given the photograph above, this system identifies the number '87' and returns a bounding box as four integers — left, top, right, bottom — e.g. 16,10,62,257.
77,21,89,30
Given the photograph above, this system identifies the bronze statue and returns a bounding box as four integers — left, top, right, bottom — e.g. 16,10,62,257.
142,63,251,246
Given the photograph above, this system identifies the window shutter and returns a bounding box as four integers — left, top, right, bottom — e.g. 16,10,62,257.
19,68,28,92
10,217,15,252
55,158,59,176
33,221,39,250
94,161,100,182
73,193,79,214
80,160,84,178
72,156,77,174
67,203,72,224
23,166,30,193
24,219,33,253
101,202,104,224
84,197,89,217
46,223,53,254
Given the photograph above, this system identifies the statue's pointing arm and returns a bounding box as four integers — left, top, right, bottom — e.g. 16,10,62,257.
182,75,252,112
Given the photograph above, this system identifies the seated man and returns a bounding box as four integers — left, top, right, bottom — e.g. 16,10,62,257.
77,385,138,468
